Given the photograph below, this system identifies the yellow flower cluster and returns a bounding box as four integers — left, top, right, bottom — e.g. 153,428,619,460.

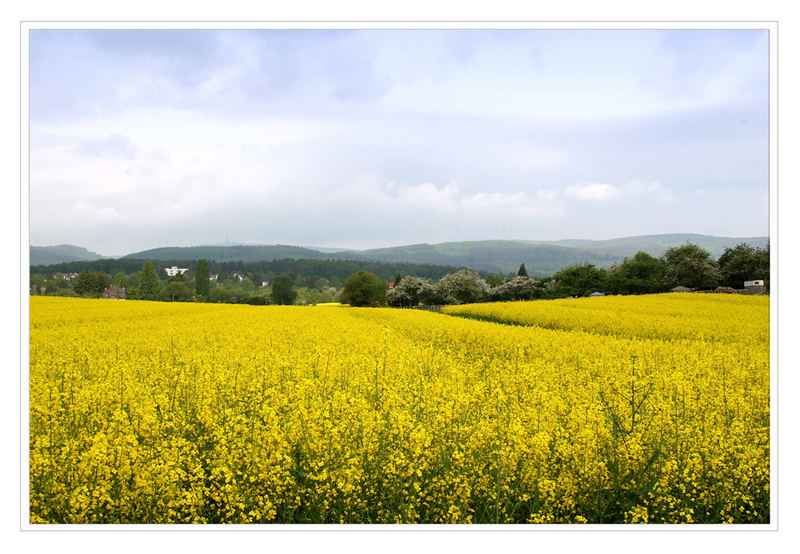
29,294,769,523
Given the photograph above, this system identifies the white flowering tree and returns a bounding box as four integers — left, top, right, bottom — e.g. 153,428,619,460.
489,275,543,301
436,269,489,304
386,276,434,307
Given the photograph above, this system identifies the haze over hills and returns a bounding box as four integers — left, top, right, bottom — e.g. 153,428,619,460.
340,241,617,276
121,245,333,264
525,234,770,259
121,241,616,275
32,234,768,276
111,234,767,276
30,245,106,266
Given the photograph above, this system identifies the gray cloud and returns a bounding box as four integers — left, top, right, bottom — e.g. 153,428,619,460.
28,30,770,255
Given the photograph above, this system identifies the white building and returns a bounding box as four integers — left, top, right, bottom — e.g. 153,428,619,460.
164,266,189,277
744,280,766,295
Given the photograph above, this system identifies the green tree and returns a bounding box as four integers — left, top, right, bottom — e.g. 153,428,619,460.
72,272,91,295
717,243,769,289
517,263,528,277
210,288,251,304
163,276,193,302
138,261,161,300
242,295,267,305
53,288,78,297
111,272,129,289
607,251,667,295
485,274,505,287
759,242,770,288
299,287,336,305
551,264,607,298
240,277,257,292
195,259,210,298
30,274,45,295
92,272,111,295
341,271,387,307
72,271,111,297
313,277,330,292
662,243,722,289
271,274,298,305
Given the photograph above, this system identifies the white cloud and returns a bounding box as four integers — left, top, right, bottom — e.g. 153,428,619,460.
623,180,675,202
382,181,461,213
338,176,563,220
71,201,124,225
565,180,673,203
565,182,620,202
461,189,563,218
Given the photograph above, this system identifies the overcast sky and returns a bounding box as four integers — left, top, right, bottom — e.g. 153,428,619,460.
29,29,769,256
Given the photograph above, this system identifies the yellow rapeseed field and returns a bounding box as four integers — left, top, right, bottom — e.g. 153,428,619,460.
442,293,769,343
29,294,769,524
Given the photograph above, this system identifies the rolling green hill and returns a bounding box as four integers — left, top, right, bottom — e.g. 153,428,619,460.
342,241,619,276
123,244,333,263
58,233,768,277
340,235,768,274
30,245,105,266
526,234,769,259
123,240,620,275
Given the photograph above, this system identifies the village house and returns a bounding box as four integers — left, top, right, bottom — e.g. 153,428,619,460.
100,285,127,299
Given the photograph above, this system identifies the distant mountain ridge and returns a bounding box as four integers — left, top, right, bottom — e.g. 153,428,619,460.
112,234,768,276
122,244,331,263
525,233,769,259
30,244,105,266
120,240,619,275
341,240,619,275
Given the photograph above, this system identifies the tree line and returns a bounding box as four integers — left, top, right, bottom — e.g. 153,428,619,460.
30,257,473,285
30,241,768,307
30,258,313,306
381,241,770,307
